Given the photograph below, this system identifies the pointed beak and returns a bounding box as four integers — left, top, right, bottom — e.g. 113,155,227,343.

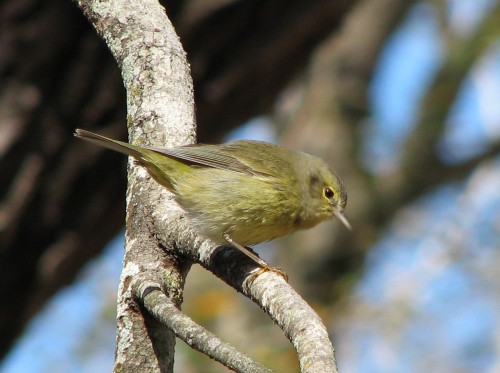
333,209,352,231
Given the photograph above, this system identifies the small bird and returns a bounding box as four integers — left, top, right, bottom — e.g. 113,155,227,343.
75,129,350,273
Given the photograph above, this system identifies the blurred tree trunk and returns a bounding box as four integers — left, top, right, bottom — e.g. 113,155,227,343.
0,0,128,359
276,0,417,300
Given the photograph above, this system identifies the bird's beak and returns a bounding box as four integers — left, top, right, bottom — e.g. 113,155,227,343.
333,209,352,231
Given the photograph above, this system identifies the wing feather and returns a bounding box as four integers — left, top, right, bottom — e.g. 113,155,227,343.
146,142,273,177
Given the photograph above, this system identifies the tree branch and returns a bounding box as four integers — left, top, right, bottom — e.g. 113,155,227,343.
209,248,339,373
75,0,196,370
152,210,340,372
245,273,338,373
134,278,273,373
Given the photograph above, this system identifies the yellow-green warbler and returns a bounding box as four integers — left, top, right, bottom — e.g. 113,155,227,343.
75,129,350,273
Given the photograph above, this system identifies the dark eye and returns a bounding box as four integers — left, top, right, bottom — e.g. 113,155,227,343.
324,187,334,199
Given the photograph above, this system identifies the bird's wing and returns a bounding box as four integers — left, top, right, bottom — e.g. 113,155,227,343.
147,142,272,177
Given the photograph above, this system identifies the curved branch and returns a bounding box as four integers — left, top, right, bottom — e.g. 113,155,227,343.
134,278,272,373
75,0,196,370
176,241,340,373
244,272,338,373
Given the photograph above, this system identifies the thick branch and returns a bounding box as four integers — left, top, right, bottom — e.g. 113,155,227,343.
75,0,196,371
244,273,338,372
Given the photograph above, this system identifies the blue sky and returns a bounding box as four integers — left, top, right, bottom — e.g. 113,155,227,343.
1,235,123,373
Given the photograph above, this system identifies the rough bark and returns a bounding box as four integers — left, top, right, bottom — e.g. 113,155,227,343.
73,0,197,370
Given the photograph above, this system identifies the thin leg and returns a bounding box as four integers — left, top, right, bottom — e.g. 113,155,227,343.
222,234,268,267
222,233,288,281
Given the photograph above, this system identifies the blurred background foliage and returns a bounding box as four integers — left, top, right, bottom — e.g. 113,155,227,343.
1,0,499,372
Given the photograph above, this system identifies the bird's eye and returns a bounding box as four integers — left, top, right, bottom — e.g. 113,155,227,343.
324,187,335,199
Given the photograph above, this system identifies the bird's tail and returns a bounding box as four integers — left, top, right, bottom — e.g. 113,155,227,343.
74,129,144,160
74,128,180,190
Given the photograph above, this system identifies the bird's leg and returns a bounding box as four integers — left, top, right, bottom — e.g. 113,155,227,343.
222,234,268,266
222,234,288,281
